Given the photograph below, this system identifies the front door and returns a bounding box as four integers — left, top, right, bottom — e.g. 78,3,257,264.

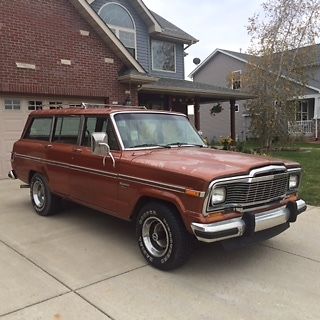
69,116,121,215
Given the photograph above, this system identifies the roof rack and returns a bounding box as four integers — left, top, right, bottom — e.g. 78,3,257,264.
35,103,147,110
81,103,147,110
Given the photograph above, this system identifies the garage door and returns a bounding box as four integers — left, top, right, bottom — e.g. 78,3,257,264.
0,98,28,179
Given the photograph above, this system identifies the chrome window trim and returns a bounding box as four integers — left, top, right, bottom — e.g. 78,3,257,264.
203,166,302,215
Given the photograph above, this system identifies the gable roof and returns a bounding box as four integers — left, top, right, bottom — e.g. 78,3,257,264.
188,49,250,79
70,0,146,74
89,0,197,44
189,48,320,93
73,0,197,77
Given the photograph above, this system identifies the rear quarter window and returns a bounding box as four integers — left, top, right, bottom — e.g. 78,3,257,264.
24,118,53,141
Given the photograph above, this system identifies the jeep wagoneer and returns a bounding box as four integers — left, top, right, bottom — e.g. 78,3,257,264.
9,105,307,270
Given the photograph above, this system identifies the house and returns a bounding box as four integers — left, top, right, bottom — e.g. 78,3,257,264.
189,48,320,143
0,0,253,179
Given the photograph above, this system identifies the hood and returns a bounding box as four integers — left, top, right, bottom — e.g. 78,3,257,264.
130,147,297,182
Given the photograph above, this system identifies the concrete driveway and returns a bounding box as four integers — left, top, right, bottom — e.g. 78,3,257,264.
0,179,319,320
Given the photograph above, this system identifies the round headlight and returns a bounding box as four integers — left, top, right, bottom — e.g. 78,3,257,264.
289,174,299,189
211,187,226,205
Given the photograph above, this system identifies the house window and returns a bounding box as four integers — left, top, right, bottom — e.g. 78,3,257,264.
98,3,136,58
151,40,176,73
231,70,241,90
28,101,42,111
49,101,63,109
296,100,312,121
235,104,239,112
4,99,21,110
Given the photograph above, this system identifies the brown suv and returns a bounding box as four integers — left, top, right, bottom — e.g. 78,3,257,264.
9,105,307,270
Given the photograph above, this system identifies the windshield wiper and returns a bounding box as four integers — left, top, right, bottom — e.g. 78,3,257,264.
165,142,206,148
131,143,171,149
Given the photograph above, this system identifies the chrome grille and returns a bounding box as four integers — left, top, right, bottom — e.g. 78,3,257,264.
224,173,289,205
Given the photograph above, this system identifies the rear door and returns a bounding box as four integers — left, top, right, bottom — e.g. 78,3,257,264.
46,115,81,196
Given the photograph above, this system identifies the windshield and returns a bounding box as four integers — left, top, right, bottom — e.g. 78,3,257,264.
114,113,206,149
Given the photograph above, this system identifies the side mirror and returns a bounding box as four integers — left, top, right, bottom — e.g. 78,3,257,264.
91,132,109,155
91,132,115,167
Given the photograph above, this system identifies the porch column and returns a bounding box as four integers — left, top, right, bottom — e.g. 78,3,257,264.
194,98,200,131
230,99,236,141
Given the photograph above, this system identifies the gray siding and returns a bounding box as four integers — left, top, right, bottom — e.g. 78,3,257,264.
193,52,249,141
199,103,250,144
91,0,185,79
305,66,320,82
193,52,247,87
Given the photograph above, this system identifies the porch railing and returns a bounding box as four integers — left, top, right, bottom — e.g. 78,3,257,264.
288,120,314,136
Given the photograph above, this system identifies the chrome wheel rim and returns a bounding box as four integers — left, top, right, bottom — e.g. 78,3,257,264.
32,180,45,208
142,216,169,258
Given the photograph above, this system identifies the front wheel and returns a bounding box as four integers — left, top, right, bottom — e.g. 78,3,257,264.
30,173,60,216
136,202,192,270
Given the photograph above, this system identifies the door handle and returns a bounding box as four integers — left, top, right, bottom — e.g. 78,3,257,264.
73,148,82,153
45,144,53,149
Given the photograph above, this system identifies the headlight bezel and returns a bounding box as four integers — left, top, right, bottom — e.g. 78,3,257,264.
210,186,227,205
288,173,300,190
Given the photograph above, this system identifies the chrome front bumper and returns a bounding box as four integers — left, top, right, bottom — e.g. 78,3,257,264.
191,199,307,243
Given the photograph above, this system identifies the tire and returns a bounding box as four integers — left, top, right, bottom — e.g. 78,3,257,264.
136,202,192,270
30,173,60,216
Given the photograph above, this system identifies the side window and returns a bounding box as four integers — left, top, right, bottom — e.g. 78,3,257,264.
52,116,81,145
81,117,103,147
24,118,52,141
81,117,119,150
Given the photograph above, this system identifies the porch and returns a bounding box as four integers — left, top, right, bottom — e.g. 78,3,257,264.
289,97,319,139
288,120,315,137
137,78,255,140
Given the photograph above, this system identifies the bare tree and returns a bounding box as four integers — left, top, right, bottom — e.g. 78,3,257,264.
244,0,320,148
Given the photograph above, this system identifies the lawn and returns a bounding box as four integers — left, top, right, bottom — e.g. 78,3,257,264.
215,140,319,206
270,146,320,206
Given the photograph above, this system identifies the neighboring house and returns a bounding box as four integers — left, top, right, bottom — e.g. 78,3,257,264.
189,48,320,142
0,0,252,179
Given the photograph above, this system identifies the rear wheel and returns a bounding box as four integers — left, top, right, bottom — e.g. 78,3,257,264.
136,202,192,270
30,173,60,216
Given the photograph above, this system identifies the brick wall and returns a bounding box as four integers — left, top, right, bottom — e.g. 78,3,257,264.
0,0,138,104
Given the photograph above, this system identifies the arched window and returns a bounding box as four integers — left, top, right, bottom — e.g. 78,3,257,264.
99,3,136,58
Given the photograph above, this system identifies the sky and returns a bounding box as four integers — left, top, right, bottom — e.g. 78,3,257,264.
143,0,265,78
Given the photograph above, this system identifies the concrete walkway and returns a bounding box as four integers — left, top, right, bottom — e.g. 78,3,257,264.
0,179,319,320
